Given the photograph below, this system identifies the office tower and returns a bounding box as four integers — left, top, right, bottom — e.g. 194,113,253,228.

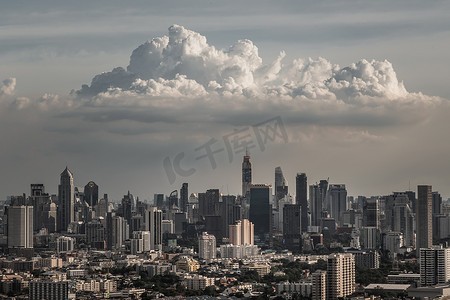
131,231,151,254
391,193,415,247
417,185,432,254
30,184,57,233
296,173,308,232
432,192,442,215
56,236,75,253
249,184,272,246
283,204,302,251
162,219,174,234
229,219,254,245
310,179,328,228
312,270,327,300
174,212,188,235
242,154,252,197
154,194,165,208
199,189,220,219
420,246,450,286
86,219,105,249
405,190,416,213
327,253,355,299
121,192,133,229
145,207,162,251
220,195,241,238
327,184,347,225
168,190,178,208
180,183,189,212
95,196,109,218
275,167,288,207
363,198,379,228
84,181,99,207
57,167,75,232
360,227,380,250
29,281,69,300
106,214,124,251
7,205,33,249
383,232,404,258
198,232,216,260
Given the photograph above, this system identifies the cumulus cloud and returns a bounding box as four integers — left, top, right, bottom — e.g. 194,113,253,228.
76,24,418,103
0,78,16,97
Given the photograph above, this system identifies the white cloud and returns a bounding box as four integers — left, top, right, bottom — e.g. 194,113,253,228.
76,25,420,104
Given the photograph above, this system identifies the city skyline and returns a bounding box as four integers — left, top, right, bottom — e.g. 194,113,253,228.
2,1,450,202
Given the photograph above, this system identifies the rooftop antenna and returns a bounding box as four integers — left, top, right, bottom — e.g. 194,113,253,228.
246,147,250,156
409,180,411,191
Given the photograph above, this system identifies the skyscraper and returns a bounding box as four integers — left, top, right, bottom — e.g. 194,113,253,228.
327,184,347,225
310,179,328,228
363,198,379,228
180,183,189,212
242,154,252,197
229,219,254,245
283,204,302,251
420,245,450,286
145,207,163,251
57,167,75,232
296,173,308,233
327,253,355,299
198,232,216,260
417,185,432,254
84,181,99,207
275,167,288,207
7,205,33,249
249,184,272,247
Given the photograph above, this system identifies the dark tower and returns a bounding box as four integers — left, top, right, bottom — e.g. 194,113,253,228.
242,154,252,198
57,167,74,232
296,173,308,232
84,181,99,207
180,183,189,212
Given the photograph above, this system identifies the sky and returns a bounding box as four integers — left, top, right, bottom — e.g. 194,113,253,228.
1,1,450,202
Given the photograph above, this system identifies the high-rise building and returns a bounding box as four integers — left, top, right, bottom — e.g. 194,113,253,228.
327,253,355,299
29,281,69,300
312,270,327,300
242,154,252,197
275,167,288,207
391,193,415,247
198,232,216,260
57,167,75,232
363,198,379,228
180,183,189,212
84,181,99,207
154,194,165,208
327,184,347,225
249,184,272,247
131,231,151,254
310,180,328,228
31,184,57,233
283,204,302,251
296,173,308,233
432,191,442,215
121,191,133,229
144,207,162,251
56,236,75,253
220,195,241,238
417,185,432,254
420,245,450,286
7,205,33,249
229,219,254,245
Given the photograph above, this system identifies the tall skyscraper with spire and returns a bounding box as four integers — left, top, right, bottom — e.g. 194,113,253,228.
242,152,252,197
57,167,75,232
